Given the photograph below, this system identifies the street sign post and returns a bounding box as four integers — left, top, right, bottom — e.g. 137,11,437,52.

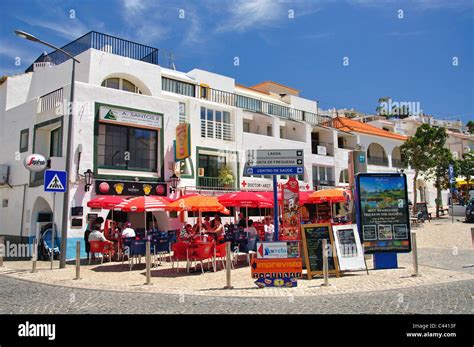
449,164,455,224
44,170,67,269
245,149,304,241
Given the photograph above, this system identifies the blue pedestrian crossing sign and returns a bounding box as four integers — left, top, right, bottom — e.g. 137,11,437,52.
44,170,67,193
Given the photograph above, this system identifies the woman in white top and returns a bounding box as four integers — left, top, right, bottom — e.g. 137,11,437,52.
264,217,275,241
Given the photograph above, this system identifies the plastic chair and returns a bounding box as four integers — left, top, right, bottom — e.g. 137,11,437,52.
89,241,113,264
172,242,189,273
128,239,147,270
213,241,234,271
189,243,214,273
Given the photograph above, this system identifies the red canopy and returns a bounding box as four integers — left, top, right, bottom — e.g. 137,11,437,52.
114,196,170,212
218,191,274,208
87,196,130,209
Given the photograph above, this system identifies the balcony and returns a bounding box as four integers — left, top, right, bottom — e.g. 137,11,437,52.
313,179,336,187
368,156,389,167
391,158,407,168
201,87,333,127
200,119,235,141
311,141,334,156
197,176,237,191
26,31,159,72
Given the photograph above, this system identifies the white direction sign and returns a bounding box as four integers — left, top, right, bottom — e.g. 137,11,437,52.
246,149,304,167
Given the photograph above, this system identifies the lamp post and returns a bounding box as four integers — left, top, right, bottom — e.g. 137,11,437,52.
169,173,180,194
84,169,93,192
15,30,80,269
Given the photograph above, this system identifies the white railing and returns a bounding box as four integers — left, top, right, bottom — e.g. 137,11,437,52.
200,119,235,141
38,88,63,113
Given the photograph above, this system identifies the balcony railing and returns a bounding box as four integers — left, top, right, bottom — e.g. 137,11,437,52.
392,158,407,168
311,141,334,156
368,156,389,166
26,31,159,73
38,88,63,113
201,87,333,128
197,176,237,190
313,179,336,187
200,119,235,141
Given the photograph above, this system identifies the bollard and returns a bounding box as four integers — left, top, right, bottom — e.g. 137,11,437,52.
411,231,419,277
31,239,38,273
145,240,151,285
322,239,329,286
223,242,233,289
471,228,474,248
74,241,81,280
0,236,4,267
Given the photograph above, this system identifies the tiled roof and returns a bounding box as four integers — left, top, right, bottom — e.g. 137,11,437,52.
332,116,408,141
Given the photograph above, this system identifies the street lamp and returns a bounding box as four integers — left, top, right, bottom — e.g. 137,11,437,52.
84,169,93,192
15,29,80,269
169,173,180,194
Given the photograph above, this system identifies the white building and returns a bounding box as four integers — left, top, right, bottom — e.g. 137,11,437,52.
0,31,418,259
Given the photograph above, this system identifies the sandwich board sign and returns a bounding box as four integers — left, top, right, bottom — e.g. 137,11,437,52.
44,170,67,193
331,224,366,271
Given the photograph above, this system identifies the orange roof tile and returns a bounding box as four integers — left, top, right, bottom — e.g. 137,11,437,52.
250,81,300,92
332,117,408,141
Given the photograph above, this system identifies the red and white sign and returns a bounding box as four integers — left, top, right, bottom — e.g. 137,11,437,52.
280,177,301,241
23,154,47,172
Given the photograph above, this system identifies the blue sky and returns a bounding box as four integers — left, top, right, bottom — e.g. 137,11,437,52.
0,0,472,123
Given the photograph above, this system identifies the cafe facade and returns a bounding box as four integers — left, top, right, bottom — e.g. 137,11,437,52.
0,31,422,259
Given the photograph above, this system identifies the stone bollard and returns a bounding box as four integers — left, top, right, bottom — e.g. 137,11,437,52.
223,242,233,289
0,236,4,267
74,241,81,280
411,231,419,277
31,239,38,273
145,240,151,285
322,239,329,286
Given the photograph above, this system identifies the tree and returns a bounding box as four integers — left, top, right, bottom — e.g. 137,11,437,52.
400,124,447,211
426,148,455,217
376,97,411,119
458,151,474,199
467,121,474,134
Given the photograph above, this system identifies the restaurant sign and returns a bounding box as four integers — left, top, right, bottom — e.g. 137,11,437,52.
95,180,167,196
281,176,301,240
99,106,162,128
175,123,191,160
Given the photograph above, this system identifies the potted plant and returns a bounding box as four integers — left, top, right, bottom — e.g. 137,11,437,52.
218,166,235,189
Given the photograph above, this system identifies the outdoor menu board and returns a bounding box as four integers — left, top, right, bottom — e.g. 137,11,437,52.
301,223,340,278
415,202,430,221
332,224,366,271
356,173,412,254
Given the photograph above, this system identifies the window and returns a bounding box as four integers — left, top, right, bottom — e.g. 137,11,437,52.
101,78,142,94
178,102,187,123
162,77,195,97
267,125,273,136
98,123,157,171
243,121,250,133
200,85,209,99
313,166,334,186
236,95,262,112
198,154,226,178
19,129,29,153
50,127,62,157
339,169,349,184
200,106,233,141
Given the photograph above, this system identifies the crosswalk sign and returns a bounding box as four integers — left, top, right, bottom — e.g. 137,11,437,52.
44,170,67,193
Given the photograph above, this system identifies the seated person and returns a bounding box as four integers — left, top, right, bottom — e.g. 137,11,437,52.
121,222,136,238
88,222,113,245
206,216,224,241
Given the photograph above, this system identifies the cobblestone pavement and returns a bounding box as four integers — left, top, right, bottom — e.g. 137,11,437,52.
0,275,472,314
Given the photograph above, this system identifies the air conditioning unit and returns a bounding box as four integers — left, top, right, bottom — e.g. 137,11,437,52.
0,165,9,185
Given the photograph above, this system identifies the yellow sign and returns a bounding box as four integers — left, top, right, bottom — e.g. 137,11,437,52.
175,123,191,160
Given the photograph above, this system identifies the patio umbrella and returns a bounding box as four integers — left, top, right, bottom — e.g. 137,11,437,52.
87,196,131,231
218,191,274,227
167,195,229,236
308,189,351,221
115,196,170,238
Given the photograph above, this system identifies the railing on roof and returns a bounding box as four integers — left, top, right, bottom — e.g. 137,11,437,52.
26,31,159,73
202,86,333,128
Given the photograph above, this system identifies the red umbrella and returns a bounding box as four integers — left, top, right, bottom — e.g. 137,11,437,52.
87,196,130,209
115,196,170,237
115,196,170,212
218,191,274,208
